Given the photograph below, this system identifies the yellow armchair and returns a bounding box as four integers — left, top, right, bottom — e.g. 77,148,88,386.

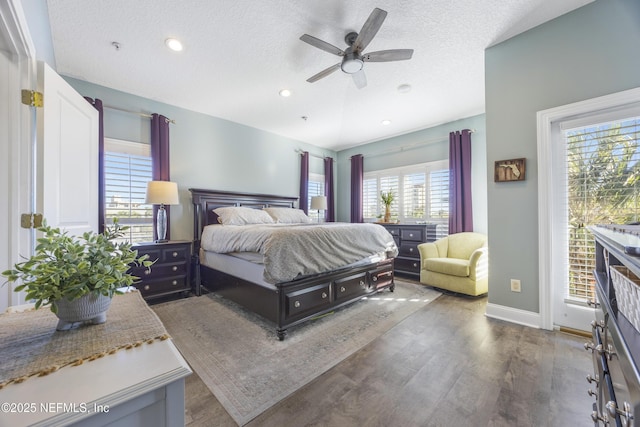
417,232,488,296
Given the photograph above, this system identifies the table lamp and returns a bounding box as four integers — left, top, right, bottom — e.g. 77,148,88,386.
145,180,179,242
310,196,327,223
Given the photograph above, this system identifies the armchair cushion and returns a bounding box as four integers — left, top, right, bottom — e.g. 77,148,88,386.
424,258,469,277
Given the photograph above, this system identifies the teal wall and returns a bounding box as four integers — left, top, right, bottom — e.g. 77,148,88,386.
336,114,488,233
64,78,334,241
485,0,640,313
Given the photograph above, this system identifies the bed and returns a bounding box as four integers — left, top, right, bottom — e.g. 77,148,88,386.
190,188,398,340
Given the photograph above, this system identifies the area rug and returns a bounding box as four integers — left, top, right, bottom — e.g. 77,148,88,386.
152,280,441,426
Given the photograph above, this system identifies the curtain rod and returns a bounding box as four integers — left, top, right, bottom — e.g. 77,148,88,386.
295,148,329,160
351,129,476,159
103,104,176,124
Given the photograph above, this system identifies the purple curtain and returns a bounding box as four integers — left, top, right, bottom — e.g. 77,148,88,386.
84,97,105,233
324,157,335,222
299,151,309,214
350,154,364,223
151,114,172,240
449,129,473,234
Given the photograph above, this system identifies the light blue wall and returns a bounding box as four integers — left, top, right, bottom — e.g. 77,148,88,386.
336,114,488,234
485,0,640,313
64,77,335,241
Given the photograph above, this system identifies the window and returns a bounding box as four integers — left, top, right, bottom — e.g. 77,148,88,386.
308,172,325,221
104,138,153,243
364,160,449,234
564,116,640,302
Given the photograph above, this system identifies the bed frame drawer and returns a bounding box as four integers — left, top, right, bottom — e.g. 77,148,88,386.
369,264,394,290
334,272,369,301
285,283,332,317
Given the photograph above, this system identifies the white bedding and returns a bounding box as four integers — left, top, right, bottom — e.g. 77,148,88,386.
200,222,398,283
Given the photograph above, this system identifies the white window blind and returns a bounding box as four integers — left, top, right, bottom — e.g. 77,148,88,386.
104,138,153,243
564,116,640,302
308,172,325,220
363,160,449,227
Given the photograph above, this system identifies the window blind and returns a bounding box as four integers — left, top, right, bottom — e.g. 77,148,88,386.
564,117,640,301
104,139,153,243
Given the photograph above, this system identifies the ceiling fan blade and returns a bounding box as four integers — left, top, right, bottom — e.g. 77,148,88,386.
352,70,367,89
352,8,387,53
300,34,345,56
307,63,341,83
363,49,414,62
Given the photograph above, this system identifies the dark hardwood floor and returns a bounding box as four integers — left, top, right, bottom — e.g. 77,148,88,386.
183,290,593,427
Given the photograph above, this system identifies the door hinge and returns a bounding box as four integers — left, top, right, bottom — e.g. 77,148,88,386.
21,90,43,107
21,213,43,229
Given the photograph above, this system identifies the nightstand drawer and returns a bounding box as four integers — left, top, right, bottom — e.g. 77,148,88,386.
162,246,189,262
138,276,189,296
395,257,421,274
130,262,187,279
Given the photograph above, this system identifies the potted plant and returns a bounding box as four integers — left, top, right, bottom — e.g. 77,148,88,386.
380,191,395,223
2,219,153,331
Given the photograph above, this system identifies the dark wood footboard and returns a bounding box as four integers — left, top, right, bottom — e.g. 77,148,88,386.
199,258,395,340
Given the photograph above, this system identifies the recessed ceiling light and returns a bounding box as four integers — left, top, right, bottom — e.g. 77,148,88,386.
397,84,412,93
382,120,392,126
279,89,291,97
165,38,183,52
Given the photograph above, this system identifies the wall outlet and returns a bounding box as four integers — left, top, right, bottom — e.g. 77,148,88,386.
510,279,522,293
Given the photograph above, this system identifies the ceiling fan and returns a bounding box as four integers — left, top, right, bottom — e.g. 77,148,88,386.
300,7,413,89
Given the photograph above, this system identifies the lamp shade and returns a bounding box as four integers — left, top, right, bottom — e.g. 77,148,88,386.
145,181,179,205
310,196,327,210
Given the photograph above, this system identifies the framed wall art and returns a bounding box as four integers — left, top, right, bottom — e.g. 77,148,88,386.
494,158,526,182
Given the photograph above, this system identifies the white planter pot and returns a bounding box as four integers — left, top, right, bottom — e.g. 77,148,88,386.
53,293,113,331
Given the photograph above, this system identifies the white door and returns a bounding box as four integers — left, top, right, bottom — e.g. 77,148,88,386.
37,61,98,235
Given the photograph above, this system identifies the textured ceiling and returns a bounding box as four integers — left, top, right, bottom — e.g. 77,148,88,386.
46,0,593,151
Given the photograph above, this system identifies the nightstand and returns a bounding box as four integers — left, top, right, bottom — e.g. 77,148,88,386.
379,223,438,280
130,240,192,300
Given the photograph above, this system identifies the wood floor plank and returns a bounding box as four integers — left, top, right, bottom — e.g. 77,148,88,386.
182,288,594,426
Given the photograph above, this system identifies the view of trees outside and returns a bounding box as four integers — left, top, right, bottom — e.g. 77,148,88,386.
566,118,640,301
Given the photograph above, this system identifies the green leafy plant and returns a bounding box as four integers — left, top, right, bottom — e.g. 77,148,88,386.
2,219,153,313
380,191,395,206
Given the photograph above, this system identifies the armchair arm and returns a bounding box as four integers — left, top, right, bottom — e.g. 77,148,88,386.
468,247,488,281
418,241,444,269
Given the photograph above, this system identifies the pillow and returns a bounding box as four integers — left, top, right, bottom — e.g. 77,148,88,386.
213,206,274,225
263,207,312,224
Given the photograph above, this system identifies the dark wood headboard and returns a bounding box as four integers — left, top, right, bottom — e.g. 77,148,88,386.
189,188,298,245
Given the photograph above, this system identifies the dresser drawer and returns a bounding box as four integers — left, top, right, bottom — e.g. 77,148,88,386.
399,242,420,258
395,257,421,274
400,228,424,242
384,226,400,237
334,272,368,301
131,262,187,280
285,283,332,318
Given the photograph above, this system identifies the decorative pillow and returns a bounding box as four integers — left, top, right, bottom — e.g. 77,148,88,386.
213,206,274,225
263,207,312,224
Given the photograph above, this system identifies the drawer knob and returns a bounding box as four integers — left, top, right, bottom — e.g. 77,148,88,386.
172,266,178,272
413,262,418,268
409,233,414,237
606,401,634,423
340,286,346,293
359,280,365,287
372,276,378,282
144,285,150,291
322,292,327,299
144,270,151,275
586,374,599,385
409,247,414,253
172,280,178,286
294,301,301,308
172,251,178,257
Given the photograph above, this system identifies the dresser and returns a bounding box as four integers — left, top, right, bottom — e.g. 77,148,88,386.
379,223,438,279
589,226,640,425
130,240,192,300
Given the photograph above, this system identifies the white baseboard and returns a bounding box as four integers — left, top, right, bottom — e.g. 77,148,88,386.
485,302,542,329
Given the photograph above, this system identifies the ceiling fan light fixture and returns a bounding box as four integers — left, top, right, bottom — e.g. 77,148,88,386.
341,57,364,74
165,38,183,52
